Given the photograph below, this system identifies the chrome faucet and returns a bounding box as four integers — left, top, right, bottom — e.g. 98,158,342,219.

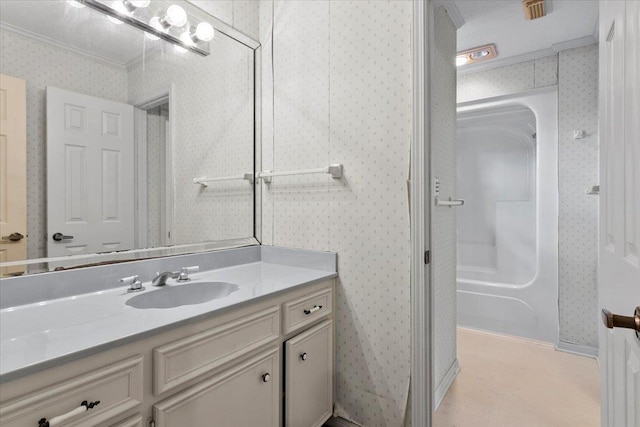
152,271,180,287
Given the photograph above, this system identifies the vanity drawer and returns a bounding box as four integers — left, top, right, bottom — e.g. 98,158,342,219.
153,306,280,395
282,288,332,335
0,356,143,427
109,414,143,427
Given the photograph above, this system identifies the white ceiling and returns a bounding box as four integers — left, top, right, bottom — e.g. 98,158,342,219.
454,0,599,67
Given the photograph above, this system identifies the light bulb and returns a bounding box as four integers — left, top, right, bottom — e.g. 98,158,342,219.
165,5,187,27
149,16,165,33
455,56,469,67
195,22,214,42
129,0,150,7
179,31,194,46
67,0,85,8
107,0,128,25
470,50,489,59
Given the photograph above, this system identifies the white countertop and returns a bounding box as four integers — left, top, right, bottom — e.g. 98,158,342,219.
0,260,336,382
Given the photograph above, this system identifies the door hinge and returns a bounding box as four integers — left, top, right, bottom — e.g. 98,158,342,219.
424,250,430,265
148,418,155,427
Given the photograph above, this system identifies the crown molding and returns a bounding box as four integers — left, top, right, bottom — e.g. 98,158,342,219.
444,1,465,29
0,22,126,70
552,35,598,52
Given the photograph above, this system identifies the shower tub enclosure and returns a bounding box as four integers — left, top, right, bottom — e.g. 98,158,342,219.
456,88,558,344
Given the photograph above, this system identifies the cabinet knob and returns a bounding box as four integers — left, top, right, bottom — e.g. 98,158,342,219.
300,352,308,361
262,373,271,383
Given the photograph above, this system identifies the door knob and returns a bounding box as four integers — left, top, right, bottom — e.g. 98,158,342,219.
1,232,24,242
601,307,640,337
52,233,74,242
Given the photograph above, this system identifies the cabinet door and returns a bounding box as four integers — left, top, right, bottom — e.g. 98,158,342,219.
285,320,333,427
153,348,279,427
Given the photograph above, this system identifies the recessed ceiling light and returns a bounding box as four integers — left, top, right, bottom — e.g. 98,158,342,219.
456,44,498,67
456,56,469,66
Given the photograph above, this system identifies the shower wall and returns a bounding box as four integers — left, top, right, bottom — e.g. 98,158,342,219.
457,108,537,286
457,44,599,352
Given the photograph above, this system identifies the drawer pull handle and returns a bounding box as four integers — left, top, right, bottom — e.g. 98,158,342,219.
262,373,271,383
38,400,100,427
304,305,322,315
300,352,308,361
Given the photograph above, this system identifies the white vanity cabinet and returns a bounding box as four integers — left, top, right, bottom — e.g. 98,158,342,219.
285,320,333,427
0,279,334,427
153,348,280,427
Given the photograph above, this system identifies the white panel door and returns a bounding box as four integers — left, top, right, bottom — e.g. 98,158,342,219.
598,2,640,426
47,87,134,257
0,74,27,275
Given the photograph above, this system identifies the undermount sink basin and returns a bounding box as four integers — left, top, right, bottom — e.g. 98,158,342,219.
126,282,239,309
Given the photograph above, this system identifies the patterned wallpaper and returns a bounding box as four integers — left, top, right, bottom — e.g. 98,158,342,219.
191,0,259,40
0,28,128,260
457,55,558,103
127,33,255,245
557,44,599,348
260,1,412,425
431,5,458,404
456,45,599,349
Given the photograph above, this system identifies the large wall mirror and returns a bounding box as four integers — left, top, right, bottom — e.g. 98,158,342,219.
0,0,261,275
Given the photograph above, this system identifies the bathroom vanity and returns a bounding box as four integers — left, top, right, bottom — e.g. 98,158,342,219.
0,246,336,427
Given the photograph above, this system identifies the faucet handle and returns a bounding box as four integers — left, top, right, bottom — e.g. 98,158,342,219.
178,266,199,282
121,275,144,292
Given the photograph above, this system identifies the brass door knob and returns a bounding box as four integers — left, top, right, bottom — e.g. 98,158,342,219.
1,232,24,242
601,307,640,337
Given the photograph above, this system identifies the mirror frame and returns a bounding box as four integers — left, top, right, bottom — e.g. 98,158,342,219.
1,1,262,274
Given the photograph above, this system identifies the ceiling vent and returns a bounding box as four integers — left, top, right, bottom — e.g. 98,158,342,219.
523,0,546,20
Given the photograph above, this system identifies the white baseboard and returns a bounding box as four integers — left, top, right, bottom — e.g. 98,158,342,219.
556,340,598,359
325,416,363,427
434,359,461,411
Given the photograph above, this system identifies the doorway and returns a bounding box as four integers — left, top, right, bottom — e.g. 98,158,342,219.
429,1,603,425
134,91,174,250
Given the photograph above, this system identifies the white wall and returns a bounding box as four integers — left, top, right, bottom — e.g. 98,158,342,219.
259,1,413,425
457,44,599,350
557,45,599,349
0,28,128,260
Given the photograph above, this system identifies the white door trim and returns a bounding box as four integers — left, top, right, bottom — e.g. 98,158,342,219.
134,107,148,249
132,84,175,246
411,1,432,426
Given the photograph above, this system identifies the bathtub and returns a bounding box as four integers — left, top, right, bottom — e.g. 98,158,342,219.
456,87,559,344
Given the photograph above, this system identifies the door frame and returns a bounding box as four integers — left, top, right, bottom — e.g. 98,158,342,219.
132,84,175,248
410,1,432,426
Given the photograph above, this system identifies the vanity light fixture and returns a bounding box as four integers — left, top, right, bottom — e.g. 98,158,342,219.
122,0,150,12
159,5,188,28
77,0,214,56
180,22,215,46
67,0,85,8
106,1,128,25
456,43,498,67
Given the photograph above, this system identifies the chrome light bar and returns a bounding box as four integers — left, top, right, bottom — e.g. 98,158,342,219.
79,0,212,56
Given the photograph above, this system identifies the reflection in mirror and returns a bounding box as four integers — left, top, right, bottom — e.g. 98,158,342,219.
0,0,260,275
